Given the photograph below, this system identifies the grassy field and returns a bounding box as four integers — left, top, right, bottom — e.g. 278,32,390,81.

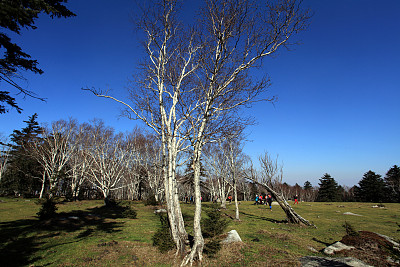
1,198,399,266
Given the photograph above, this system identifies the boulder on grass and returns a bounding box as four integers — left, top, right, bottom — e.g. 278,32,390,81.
300,256,373,267
154,209,167,214
323,241,355,255
221,230,242,244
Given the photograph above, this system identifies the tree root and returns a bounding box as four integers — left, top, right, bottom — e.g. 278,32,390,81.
180,239,204,266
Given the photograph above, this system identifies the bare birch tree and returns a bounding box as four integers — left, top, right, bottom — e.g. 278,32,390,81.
203,144,231,209
68,124,93,201
181,0,311,263
221,137,249,221
0,136,11,183
247,152,315,226
84,121,134,206
85,0,310,263
84,0,200,255
28,119,80,198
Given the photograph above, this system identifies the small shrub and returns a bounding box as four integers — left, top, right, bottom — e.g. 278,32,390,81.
343,221,359,236
37,196,58,220
203,239,221,257
121,206,137,219
144,194,159,206
104,197,117,207
202,205,229,238
152,214,175,252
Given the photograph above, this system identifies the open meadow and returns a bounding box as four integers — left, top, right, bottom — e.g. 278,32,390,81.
1,198,399,266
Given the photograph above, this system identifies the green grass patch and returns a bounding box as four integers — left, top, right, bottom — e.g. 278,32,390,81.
1,198,399,266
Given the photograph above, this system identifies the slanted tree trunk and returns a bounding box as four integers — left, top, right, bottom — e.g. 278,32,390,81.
253,179,315,227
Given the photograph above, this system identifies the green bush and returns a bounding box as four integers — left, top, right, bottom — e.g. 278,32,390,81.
121,206,137,219
144,194,159,206
36,196,58,220
201,205,229,238
152,214,175,253
203,239,221,257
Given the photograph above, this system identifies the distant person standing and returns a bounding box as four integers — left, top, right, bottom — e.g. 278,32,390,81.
266,194,272,211
294,195,299,204
255,195,259,205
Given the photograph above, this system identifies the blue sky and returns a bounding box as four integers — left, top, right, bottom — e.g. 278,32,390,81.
1,0,399,187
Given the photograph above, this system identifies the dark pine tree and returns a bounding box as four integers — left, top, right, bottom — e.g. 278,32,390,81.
0,1,75,113
315,173,340,202
183,157,207,185
354,170,387,202
303,181,312,190
0,114,43,197
384,165,400,203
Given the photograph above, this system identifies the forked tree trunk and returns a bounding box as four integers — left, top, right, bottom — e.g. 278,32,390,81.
164,141,188,256
218,179,227,209
181,148,204,266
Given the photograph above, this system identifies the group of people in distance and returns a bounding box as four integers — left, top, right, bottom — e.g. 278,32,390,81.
255,194,299,211
255,194,273,210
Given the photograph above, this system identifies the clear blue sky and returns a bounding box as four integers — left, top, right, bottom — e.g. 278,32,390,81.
1,0,399,187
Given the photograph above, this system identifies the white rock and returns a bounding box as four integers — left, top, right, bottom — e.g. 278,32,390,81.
343,212,362,216
154,209,167,214
323,241,355,255
375,233,400,248
307,246,318,253
300,256,373,267
221,230,242,243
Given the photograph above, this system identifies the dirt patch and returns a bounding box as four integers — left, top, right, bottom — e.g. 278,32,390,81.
338,231,400,266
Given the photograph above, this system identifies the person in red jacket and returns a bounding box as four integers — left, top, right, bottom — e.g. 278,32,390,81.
294,195,299,204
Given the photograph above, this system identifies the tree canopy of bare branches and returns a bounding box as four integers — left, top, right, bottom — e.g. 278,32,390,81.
84,0,311,264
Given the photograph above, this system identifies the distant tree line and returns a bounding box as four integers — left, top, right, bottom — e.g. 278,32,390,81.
0,114,399,204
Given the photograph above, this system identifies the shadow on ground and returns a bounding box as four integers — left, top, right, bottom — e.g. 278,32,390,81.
240,211,288,224
0,204,128,266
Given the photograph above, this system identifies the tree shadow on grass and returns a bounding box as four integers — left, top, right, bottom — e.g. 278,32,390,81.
0,204,129,266
240,211,288,224
311,237,332,246
0,219,46,267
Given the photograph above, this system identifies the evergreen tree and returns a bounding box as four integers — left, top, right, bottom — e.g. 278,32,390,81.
354,170,387,202
303,181,312,190
182,156,207,189
315,173,340,202
0,114,43,196
0,1,75,113
385,165,400,203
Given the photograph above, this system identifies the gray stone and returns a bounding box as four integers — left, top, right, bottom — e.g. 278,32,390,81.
343,212,362,216
300,256,373,267
307,246,318,253
323,241,354,255
154,209,167,214
221,230,242,243
375,232,399,248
